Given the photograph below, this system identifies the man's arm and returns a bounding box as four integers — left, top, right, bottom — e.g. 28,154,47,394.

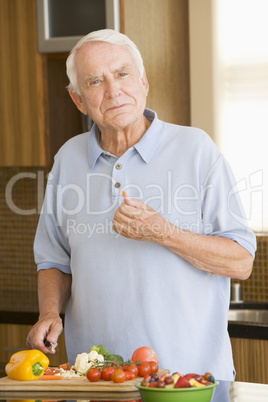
162,227,253,279
26,268,72,354
113,197,253,280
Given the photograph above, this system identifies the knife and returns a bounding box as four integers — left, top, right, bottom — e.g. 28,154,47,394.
44,338,56,352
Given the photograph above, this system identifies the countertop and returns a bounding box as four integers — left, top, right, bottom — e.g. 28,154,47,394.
228,302,268,340
0,380,267,402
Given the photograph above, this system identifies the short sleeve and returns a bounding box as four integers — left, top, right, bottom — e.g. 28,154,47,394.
34,165,71,274
201,155,256,258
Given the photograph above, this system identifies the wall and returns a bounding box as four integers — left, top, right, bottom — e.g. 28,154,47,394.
123,0,190,126
188,0,215,138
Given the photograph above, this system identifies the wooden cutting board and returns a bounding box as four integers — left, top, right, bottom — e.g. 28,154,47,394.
0,368,169,392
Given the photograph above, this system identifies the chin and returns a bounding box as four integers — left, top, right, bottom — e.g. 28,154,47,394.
108,112,137,129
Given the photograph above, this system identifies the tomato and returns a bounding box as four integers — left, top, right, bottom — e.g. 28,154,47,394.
101,366,115,381
86,367,101,382
124,370,136,381
112,368,126,383
124,364,139,377
44,367,55,375
44,367,61,375
148,361,159,374
58,362,71,370
138,362,151,377
132,346,159,365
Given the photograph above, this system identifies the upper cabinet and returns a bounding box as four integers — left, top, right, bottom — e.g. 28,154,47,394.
0,0,48,166
0,0,190,166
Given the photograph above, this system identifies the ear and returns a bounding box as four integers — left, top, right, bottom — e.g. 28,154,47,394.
141,69,149,96
68,90,87,115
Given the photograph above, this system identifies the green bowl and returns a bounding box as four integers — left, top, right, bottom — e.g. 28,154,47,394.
135,381,219,402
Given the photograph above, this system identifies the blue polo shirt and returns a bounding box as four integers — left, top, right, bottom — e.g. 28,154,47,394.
34,109,256,380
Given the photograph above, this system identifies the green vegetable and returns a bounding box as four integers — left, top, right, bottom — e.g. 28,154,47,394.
108,354,124,365
90,344,110,358
89,344,124,365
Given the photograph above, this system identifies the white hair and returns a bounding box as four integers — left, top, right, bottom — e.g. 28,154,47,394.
66,29,144,95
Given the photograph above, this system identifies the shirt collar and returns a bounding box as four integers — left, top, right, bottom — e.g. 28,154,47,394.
87,124,104,170
88,108,164,170
134,108,164,163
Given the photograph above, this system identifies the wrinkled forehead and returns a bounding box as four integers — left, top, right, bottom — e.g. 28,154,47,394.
75,41,137,71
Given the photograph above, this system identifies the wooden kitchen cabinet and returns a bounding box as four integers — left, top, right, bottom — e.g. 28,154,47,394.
0,0,48,166
0,324,68,368
0,0,84,166
231,337,268,384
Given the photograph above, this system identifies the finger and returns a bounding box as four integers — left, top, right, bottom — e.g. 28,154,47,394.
122,190,141,209
123,196,139,208
44,322,62,352
118,202,141,219
26,332,49,354
44,338,58,353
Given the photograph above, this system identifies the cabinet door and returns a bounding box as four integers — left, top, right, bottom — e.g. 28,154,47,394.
0,324,68,368
0,0,47,166
231,337,268,384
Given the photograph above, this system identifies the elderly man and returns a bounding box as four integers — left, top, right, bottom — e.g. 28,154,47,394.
27,29,256,382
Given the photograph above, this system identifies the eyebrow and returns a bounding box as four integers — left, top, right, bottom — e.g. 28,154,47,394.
84,64,132,82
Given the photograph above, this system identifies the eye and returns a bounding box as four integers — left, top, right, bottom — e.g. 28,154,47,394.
119,72,128,78
91,79,100,85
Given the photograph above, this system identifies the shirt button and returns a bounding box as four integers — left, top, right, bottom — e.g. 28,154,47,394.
116,163,122,170
115,182,121,188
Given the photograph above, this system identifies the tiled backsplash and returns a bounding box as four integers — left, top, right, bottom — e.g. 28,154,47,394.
0,167,48,312
233,235,268,302
0,167,267,312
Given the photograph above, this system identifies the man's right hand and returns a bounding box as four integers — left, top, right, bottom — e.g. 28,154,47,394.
26,312,63,354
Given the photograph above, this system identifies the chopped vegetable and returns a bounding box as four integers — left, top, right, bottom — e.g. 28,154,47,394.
5,350,49,381
41,374,63,380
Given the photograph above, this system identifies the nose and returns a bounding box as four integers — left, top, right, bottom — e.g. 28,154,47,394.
105,78,121,99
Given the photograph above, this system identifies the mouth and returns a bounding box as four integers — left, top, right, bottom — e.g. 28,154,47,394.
106,103,129,111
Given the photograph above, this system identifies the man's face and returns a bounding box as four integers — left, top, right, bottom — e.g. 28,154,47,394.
70,41,149,132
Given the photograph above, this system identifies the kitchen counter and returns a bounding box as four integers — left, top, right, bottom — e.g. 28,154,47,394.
228,302,268,340
0,380,267,402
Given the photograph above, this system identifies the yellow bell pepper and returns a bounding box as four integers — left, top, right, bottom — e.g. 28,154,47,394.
5,349,49,381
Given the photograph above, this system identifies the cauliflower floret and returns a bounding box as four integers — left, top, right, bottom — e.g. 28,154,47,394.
88,350,99,361
74,352,92,374
88,350,104,363
97,353,104,362
73,351,105,374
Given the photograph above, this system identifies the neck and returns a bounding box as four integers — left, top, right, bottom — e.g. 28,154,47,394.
99,118,151,157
